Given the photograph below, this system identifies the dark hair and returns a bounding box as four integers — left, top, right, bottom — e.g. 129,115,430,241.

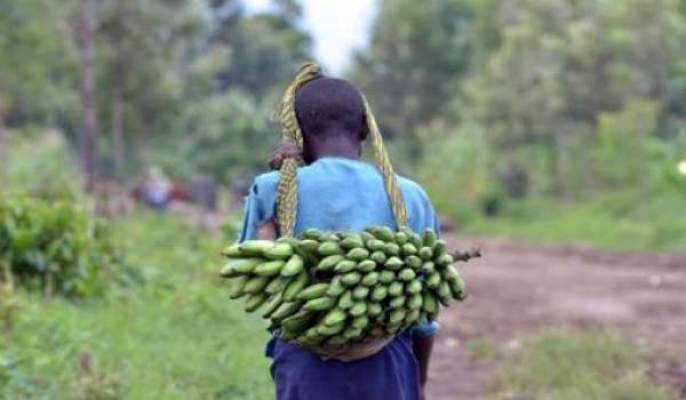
295,77,367,140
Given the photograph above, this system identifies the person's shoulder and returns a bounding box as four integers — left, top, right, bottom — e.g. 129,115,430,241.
251,171,279,195
397,175,431,201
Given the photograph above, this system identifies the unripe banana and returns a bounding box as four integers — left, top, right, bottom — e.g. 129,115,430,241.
317,254,345,271
333,259,357,273
255,260,285,277
283,271,309,301
297,283,330,300
318,241,343,256
239,240,275,256
264,243,293,260
347,247,370,261
244,292,268,312
353,286,369,300
244,276,270,294
303,296,336,311
281,255,304,277
357,260,376,273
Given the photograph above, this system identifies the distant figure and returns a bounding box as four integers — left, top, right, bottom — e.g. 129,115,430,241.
139,166,171,211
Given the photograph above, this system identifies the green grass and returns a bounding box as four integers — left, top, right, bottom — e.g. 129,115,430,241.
487,328,672,400
1,213,273,399
461,191,686,251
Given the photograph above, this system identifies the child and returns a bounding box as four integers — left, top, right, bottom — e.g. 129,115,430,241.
239,75,439,400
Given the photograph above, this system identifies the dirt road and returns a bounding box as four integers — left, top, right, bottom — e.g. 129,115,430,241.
427,236,686,399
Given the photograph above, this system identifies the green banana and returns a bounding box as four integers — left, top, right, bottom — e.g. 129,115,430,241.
297,283,329,300
239,240,274,256
326,276,346,297
357,259,376,273
405,255,422,269
349,302,367,317
221,244,242,257
388,281,404,297
406,280,422,294
367,225,395,242
352,286,369,300
422,229,437,247
338,290,354,309
401,243,417,256
407,293,423,310
389,309,406,325
333,259,357,273
227,275,249,299
390,295,406,309
361,271,379,286
341,271,361,286
379,270,395,284
317,322,344,336
271,300,303,321
323,308,347,326
347,247,370,261
398,268,416,281
367,302,383,317
394,231,408,245
318,241,343,256
370,251,387,264
318,254,345,271
421,261,436,274
340,234,364,249
244,292,268,312
264,243,293,259
255,260,285,277
283,271,309,301
265,276,291,295
384,243,400,256
371,286,388,301
281,255,304,277
352,316,369,330
303,297,336,311
418,247,433,261
299,239,320,253
220,258,261,277
365,239,386,252
384,256,403,271
243,276,270,294
343,326,363,340
261,292,284,318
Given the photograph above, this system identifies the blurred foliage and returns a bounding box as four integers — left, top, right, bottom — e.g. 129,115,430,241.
0,214,272,398
0,196,123,298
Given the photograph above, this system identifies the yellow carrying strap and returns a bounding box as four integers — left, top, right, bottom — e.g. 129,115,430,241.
274,62,408,236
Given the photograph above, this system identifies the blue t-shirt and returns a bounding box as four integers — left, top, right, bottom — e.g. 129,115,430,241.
239,157,439,400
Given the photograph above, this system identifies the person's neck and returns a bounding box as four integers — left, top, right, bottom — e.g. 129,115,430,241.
309,136,361,162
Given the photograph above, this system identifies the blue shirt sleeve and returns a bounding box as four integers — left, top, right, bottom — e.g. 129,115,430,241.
238,174,278,242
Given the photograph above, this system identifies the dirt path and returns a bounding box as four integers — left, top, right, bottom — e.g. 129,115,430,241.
427,236,686,400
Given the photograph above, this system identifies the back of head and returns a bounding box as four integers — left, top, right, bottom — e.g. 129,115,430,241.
295,77,366,140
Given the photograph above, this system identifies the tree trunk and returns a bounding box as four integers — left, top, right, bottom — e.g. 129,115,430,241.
111,83,125,181
79,0,98,192
0,112,6,171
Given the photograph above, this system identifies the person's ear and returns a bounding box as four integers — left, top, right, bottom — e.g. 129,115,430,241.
360,116,370,142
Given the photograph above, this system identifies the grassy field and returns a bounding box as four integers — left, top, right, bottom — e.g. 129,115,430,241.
1,211,678,399
1,213,273,399
460,191,686,252
486,328,672,400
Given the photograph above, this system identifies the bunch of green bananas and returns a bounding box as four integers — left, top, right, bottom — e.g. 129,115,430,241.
219,226,475,348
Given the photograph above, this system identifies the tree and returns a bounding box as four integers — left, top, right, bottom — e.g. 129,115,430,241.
458,0,686,196
79,0,99,191
351,0,477,160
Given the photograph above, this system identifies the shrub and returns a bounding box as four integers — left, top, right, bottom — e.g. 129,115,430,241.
0,196,123,298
